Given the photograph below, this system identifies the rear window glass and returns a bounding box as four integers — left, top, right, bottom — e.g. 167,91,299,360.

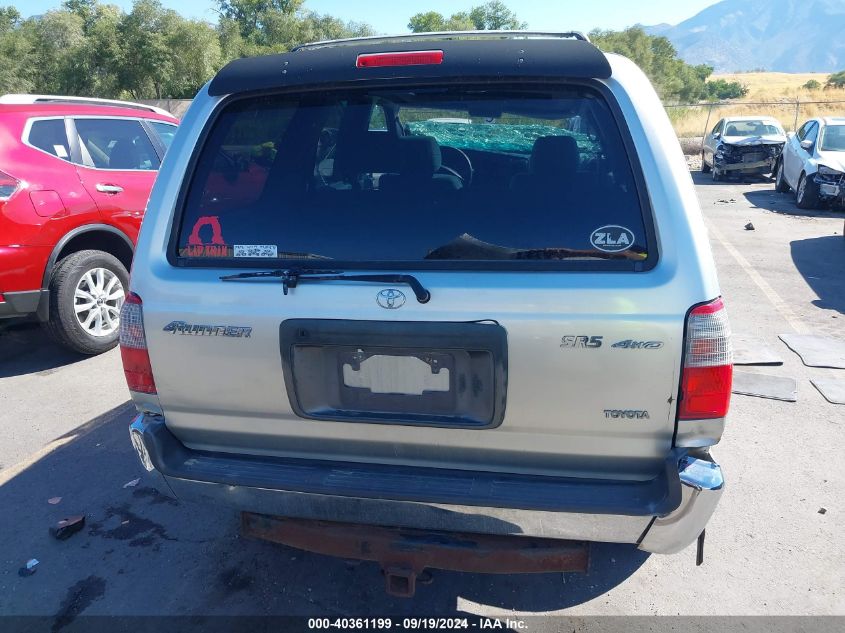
176,86,649,266
28,119,71,160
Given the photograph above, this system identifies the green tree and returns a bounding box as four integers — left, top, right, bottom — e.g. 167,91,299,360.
826,71,845,89
408,11,447,32
0,0,377,99
704,78,748,100
468,1,526,30
0,6,34,93
164,17,223,97
802,79,821,90
408,10,474,33
216,0,303,39
116,0,176,99
27,10,87,94
590,27,711,102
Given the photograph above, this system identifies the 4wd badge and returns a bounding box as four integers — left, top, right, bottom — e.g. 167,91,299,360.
590,225,635,253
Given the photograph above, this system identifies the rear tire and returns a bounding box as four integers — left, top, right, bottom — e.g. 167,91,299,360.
701,152,711,173
42,250,129,355
796,172,820,210
774,160,790,193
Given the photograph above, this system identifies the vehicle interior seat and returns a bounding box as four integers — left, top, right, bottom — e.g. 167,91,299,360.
510,135,581,193
378,135,463,194
108,138,143,169
331,130,399,188
725,124,740,136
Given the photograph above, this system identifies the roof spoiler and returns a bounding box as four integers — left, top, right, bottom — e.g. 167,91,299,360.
0,94,173,117
209,35,610,97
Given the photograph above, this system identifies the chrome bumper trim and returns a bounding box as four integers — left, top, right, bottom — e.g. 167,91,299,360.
129,413,723,549
638,455,724,554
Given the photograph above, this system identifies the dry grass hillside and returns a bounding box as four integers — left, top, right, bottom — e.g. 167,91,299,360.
669,72,845,138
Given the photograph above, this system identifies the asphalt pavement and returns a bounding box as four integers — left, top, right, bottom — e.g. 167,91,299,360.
0,172,843,628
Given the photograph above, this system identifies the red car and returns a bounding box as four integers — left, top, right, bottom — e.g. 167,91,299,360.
0,95,178,354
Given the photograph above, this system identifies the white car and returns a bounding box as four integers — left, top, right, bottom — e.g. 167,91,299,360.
775,117,845,210
701,116,786,181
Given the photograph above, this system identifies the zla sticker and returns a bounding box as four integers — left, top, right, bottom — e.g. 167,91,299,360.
590,225,635,253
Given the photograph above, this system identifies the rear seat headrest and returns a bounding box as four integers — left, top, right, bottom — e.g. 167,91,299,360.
529,135,579,177
397,135,442,177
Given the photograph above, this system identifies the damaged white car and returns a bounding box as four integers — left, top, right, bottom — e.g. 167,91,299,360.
775,117,845,210
702,116,786,181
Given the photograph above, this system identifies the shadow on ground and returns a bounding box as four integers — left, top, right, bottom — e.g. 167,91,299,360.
0,404,649,626
0,320,87,378
790,235,845,314
743,189,845,219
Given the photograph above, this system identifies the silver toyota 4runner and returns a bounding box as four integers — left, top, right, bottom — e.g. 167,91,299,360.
121,32,732,594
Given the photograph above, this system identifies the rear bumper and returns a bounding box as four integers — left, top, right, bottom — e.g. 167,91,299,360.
129,413,724,554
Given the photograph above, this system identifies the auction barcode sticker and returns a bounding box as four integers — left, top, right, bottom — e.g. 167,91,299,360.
234,244,278,258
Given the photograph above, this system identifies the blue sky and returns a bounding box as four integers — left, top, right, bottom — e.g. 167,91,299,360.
20,0,723,33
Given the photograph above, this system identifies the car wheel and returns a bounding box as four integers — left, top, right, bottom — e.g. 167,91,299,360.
774,160,790,192
42,250,129,355
701,152,711,173
796,172,820,210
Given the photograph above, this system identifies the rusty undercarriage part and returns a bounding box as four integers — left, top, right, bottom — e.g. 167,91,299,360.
241,513,590,597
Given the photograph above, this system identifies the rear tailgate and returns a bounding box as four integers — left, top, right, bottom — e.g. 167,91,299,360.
144,272,682,480
140,74,688,482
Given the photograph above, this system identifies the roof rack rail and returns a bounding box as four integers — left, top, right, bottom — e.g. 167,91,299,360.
291,30,590,52
0,94,173,117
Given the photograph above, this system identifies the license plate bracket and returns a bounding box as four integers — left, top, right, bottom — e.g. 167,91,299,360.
280,320,508,428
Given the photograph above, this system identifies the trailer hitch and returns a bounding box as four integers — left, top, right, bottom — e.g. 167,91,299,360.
241,513,590,598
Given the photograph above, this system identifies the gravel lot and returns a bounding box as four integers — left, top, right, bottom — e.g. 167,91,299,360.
0,171,843,629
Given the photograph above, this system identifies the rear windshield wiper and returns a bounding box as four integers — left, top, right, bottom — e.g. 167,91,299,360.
220,269,431,303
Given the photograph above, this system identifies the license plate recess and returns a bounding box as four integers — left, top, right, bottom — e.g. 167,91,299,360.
280,320,507,428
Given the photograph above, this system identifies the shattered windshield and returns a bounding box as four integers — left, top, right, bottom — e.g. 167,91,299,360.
820,125,845,152
723,120,783,136
176,85,649,267
406,119,601,161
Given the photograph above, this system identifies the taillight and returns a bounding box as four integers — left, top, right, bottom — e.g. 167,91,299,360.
0,169,20,200
119,292,157,394
678,298,732,420
356,50,444,68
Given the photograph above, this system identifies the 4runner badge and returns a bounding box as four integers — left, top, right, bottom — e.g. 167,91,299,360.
590,225,635,253
376,289,406,309
163,321,252,337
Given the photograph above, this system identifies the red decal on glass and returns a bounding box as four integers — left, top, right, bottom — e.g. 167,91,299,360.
188,216,225,246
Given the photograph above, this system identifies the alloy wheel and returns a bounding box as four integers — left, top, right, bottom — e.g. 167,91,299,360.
73,267,125,337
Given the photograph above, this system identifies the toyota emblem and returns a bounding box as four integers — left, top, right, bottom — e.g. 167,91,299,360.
376,289,406,309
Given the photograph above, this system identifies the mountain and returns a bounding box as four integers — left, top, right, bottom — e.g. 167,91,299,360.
643,0,845,72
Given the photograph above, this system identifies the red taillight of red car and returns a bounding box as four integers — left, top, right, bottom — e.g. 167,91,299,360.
356,50,444,68
119,292,157,394
678,298,733,420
